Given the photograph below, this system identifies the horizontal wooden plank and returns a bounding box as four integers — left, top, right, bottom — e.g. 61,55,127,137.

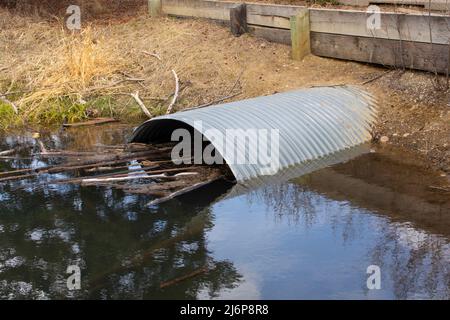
337,0,369,6
311,32,450,74
248,25,291,44
425,0,450,10
246,3,304,29
310,8,450,44
162,0,305,28
162,0,233,21
369,0,450,11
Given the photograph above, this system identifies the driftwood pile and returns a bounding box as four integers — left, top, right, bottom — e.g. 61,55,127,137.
0,142,233,206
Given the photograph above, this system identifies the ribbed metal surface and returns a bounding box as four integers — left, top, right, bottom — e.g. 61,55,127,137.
130,85,377,182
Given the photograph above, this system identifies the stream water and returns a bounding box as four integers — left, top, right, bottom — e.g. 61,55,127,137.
0,125,449,299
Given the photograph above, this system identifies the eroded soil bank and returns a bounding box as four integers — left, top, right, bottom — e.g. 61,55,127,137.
0,7,448,173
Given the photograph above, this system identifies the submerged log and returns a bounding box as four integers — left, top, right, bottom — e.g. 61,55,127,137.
0,149,15,156
147,175,224,206
0,148,173,179
160,266,210,289
81,172,198,184
62,118,119,128
0,139,233,206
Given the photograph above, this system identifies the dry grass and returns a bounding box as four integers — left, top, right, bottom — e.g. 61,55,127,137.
19,26,126,114
1,0,146,18
0,10,128,125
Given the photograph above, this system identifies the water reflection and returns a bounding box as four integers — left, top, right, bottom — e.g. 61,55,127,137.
0,126,241,299
0,170,241,299
1,127,449,299
209,148,449,299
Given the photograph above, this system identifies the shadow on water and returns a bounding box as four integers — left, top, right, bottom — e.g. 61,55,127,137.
0,125,449,299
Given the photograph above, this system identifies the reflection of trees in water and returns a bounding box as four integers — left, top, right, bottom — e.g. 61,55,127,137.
368,221,450,299
0,176,241,299
245,183,317,227
246,181,450,299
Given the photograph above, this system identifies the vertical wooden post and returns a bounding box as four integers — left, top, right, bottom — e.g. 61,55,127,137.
230,3,247,36
290,9,310,60
149,0,162,17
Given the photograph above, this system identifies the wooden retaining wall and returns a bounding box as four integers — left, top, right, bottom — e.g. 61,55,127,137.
339,0,450,11
158,0,450,74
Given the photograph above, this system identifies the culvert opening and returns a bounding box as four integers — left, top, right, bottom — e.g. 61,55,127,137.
131,118,236,182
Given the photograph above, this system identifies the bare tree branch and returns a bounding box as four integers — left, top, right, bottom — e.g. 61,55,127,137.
142,50,162,61
166,69,179,114
130,91,152,118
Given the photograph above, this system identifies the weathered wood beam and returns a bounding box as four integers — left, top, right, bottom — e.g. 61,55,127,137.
162,0,234,21
230,3,247,36
246,3,303,29
290,9,310,61
248,25,291,45
149,0,162,17
310,9,450,45
311,32,450,74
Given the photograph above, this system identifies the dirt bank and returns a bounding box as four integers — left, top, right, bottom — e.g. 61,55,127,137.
0,8,448,173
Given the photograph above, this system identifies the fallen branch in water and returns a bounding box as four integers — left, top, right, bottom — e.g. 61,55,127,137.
0,149,16,156
160,265,210,289
130,91,152,118
34,151,102,158
147,175,223,206
52,166,196,185
81,172,198,184
0,156,33,160
0,172,42,183
0,148,172,178
63,118,119,128
83,157,192,173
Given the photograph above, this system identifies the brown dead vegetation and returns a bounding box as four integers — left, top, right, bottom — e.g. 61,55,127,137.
1,0,146,19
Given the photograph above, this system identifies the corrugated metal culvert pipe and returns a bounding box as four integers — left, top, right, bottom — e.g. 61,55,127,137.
130,85,378,183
